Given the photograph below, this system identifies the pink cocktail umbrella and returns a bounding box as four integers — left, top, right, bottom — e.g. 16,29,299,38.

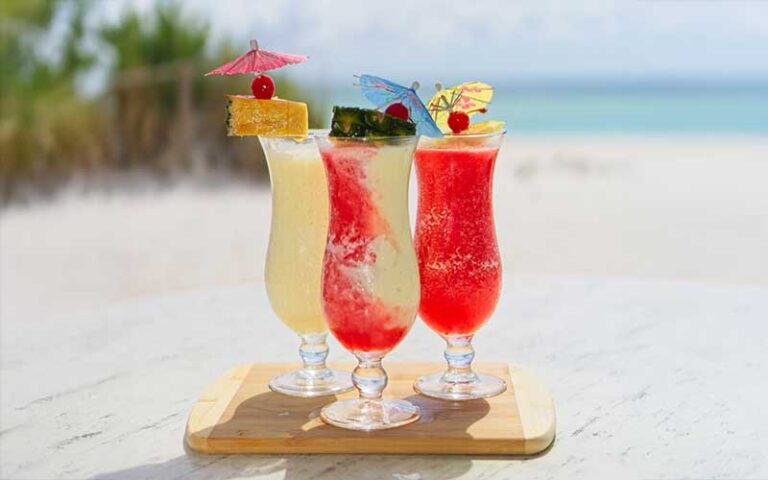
205,40,308,76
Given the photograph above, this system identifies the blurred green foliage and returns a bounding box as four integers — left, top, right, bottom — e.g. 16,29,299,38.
1,0,105,195
100,2,207,71
1,0,326,202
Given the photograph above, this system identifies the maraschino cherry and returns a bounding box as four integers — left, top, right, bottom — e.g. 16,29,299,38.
251,74,275,99
385,102,410,121
447,111,470,134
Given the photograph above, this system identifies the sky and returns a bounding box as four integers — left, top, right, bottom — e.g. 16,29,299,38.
93,0,768,86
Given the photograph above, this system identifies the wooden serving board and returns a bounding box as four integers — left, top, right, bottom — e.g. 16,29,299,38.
185,362,555,455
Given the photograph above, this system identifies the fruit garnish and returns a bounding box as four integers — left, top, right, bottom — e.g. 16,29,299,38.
330,106,416,138
460,120,505,135
226,95,308,137
447,111,470,134
384,102,410,121
251,74,275,99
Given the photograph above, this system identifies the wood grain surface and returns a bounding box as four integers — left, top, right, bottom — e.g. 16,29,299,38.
185,362,555,455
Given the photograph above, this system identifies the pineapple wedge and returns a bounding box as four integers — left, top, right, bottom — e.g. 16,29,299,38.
462,120,505,135
330,106,415,138
226,96,308,137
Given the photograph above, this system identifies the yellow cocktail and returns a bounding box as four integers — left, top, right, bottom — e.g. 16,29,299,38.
260,133,352,397
264,141,328,335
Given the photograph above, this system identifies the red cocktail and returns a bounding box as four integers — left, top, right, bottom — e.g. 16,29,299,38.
316,133,421,430
413,131,507,400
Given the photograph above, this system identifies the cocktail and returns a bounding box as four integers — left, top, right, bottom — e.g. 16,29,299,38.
414,100,507,399
413,131,506,399
208,41,352,397
316,107,421,430
261,134,353,397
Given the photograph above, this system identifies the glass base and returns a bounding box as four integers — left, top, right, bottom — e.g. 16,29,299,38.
269,368,353,398
321,399,420,431
414,371,507,401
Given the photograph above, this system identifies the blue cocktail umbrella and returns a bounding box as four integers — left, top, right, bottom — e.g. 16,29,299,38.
357,74,443,138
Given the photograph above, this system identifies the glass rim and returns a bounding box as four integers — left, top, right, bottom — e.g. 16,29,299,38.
258,128,329,141
313,132,419,142
421,130,507,141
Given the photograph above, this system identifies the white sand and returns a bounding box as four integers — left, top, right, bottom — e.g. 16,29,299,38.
2,135,767,323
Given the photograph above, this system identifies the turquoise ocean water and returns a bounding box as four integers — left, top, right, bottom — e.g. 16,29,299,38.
328,85,768,135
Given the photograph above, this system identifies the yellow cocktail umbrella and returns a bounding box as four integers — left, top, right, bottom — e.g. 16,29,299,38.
427,82,494,133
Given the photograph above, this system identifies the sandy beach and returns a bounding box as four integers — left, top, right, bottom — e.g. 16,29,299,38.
2,135,767,324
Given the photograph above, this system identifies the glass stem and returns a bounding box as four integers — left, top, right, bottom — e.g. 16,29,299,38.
442,334,479,384
298,333,332,381
352,354,387,402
